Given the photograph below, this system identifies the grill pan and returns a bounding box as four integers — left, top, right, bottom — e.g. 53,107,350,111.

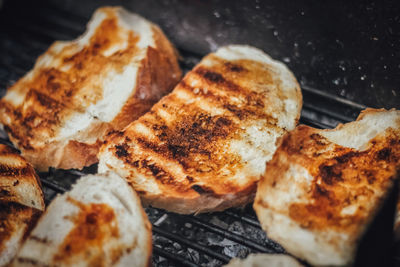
0,0,399,266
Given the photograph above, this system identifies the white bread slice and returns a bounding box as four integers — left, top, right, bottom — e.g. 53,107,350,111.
0,6,181,171
254,108,400,266
98,45,302,214
223,254,304,267
0,144,44,210
0,202,40,267
12,172,152,267
0,144,44,266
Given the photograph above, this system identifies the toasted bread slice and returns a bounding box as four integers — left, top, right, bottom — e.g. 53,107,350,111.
254,108,400,266
0,7,181,171
223,254,304,267
98,45,302,214
0,144,44,211
12,172,152,267
0,202,41,267
0,144,44,266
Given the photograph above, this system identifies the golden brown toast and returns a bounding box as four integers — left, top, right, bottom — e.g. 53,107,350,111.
12,173,152,267
0,144,44,210
0,202,41,267
254,108,400,266
0,144,44,266
99,45,302,214
0,7,181,171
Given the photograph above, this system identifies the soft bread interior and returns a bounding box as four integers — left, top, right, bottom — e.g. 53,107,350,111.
0,145,44,210
12,172,151,267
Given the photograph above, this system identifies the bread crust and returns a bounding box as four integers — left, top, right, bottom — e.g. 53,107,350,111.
99,45,302,214
0,144,44,210
0,7,181,171
254,108,400,266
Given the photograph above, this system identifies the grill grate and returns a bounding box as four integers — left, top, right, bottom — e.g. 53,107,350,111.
0,1,398,266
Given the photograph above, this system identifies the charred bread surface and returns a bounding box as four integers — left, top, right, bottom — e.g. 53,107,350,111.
99,45,302,214
254,108,400,266
0,144,44,266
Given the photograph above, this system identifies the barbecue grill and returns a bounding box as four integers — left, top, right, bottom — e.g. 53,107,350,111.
0,0,399,266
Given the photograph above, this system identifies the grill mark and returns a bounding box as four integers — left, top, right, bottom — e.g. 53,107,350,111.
180,80,261,122
0,145,19,155
115,143,129,158
224,62,246,72
3,125,34,150
181,74,269,123
138,159,190,192
136,137,164,154
140,160,170,181
195,67,242,93
191,184,217,196
27,89,63,110
0,164,31,177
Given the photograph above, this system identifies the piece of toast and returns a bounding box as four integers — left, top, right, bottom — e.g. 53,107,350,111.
254,108,400,266
223,253,304,267
0,6,181,171
98,45,302,214
0,202,41,267
0,144,44,266
12,172,152,267
0,144,44,210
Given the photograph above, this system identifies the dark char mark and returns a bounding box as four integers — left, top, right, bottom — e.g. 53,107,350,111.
191,184,216,195
115,143,129,158
319,164,343,185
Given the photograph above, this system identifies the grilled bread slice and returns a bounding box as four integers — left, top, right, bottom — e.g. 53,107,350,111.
0,144,44,210
0,202,41,267
0,6,181,171
12,172,152,267
254,108,400,266
0,203,41,266
98,45,302,214
0,144,44,266
223,254,304,267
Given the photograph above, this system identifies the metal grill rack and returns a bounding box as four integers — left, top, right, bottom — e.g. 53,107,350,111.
0,1,398,266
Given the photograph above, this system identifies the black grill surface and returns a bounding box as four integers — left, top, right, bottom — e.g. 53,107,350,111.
0,1,399,266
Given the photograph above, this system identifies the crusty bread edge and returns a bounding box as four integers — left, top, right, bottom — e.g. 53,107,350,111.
142,181,257,215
